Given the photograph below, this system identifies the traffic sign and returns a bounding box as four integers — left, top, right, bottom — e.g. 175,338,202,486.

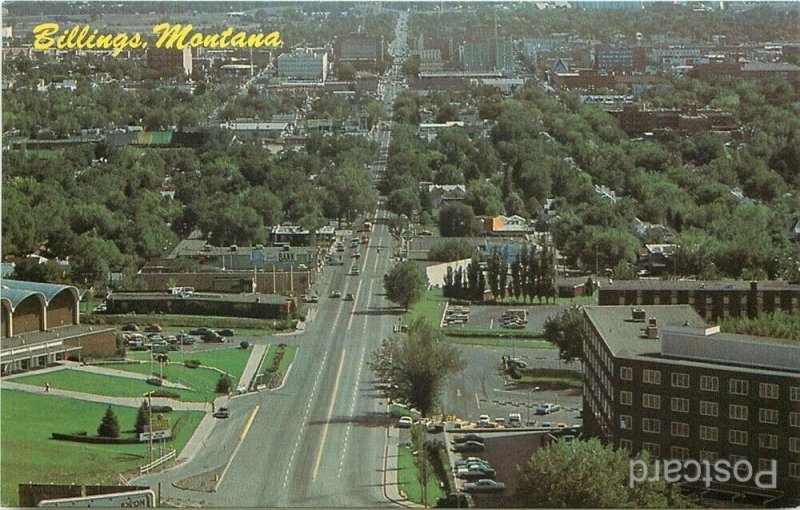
38,489,155,507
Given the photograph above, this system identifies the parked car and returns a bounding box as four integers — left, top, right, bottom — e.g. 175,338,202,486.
426,421,444,433
453,434,485,444
121,323,138,332
455,458,492,470
398,416,413,428
462,479,506,493
175,334,196,345
477,414,491,427
217,328,236,337
349,265,360,276
436,493,474,508
452,441,485,453
457,466,496,480
535,403,561,415
213,407,230,419
151,341,170,353
501,321,525,329
344,293,354,301
508,413,522,428
330,290,342,298
201,332,225,343
144,324,162,333
189,327,213,336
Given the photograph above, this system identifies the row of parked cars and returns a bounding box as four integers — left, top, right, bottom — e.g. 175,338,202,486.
450,434,506,494
500,309,528,329
120,324,234,347
443,305,470,327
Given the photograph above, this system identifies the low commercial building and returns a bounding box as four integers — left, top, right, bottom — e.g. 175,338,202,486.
582,305,800,504
597,280,800,321
106,292,296,320
169,240,324,269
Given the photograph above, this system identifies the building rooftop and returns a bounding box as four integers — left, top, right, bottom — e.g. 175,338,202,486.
598,279,800,292
741,62,800,72
1,324,115,350
169,239,319,259
108,292,291,306
583,305,799,376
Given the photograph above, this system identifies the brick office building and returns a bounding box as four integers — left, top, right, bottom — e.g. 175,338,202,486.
597,280,800,321
1,280,115,375
582,305,800,504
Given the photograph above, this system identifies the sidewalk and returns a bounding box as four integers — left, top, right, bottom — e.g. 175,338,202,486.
237,344,267,390
1,380,207,411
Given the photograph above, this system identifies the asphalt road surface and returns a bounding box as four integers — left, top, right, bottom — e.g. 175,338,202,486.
137,13,410,507
138,210,403,507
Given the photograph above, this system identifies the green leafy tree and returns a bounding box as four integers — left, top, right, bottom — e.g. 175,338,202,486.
216,374,232,394
516,439,690,508
383,260,428,310
135,400,150,435
439,203,479,237
543,307,586,362
427,239,475,262
386,187,420,220
97,406,120,438
368,318,464,417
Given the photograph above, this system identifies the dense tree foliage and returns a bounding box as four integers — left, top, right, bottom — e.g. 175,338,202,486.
383,260,428,310
516,439,691,508
368,318,465,417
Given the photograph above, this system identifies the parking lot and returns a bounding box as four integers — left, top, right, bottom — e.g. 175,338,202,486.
443,303,568,333
441,344,583,429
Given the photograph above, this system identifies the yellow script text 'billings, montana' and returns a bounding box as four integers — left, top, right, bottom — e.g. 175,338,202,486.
32,23,282,56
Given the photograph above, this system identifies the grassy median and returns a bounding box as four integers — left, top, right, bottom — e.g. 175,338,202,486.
397,445,446,506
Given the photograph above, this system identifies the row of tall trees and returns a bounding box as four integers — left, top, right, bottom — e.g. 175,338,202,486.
488,241,558,303
442,257,485,301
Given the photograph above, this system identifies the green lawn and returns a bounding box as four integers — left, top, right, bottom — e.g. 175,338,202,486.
443,335,555,349
13,370,208,402
0,390,203,507
397,445,446,506
406,290,448,326
255,345,297,388
126,346,251,382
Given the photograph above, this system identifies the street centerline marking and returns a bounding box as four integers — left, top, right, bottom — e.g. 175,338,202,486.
311,348,347,481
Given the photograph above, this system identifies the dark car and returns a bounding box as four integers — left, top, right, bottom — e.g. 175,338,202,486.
452,441,485,453
121,323,138,332
453,433,485,444
456,467,497,480
201,332,225,343
217,329,236,337
213,407,230,419
189,327,213,336
462,479,506,493
436,493,474,508
455,458,492,470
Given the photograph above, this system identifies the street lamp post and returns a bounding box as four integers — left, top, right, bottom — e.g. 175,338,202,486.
144,391,154,464
527,388,532,425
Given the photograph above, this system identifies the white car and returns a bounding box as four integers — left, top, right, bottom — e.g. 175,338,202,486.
398,416,413,428
477,414,491,427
